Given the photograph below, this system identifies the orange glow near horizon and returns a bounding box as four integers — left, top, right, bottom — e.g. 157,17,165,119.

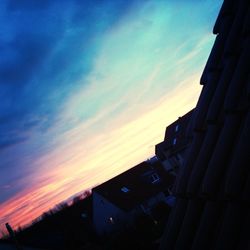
0,74,202,236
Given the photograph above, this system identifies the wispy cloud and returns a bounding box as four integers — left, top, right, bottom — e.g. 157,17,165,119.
0,72,202,232
0,0,223,234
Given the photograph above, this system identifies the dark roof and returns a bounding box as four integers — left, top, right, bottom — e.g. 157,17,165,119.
93,159,174,211
161,1,250,250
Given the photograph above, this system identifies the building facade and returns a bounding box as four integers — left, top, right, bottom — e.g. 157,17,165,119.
155,109,194,175
92,159,174,236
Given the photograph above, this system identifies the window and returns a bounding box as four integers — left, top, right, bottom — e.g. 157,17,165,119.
121,186,130,193
151,173,160,183
175,124,179,132
173,138,177,145
109,217,115,224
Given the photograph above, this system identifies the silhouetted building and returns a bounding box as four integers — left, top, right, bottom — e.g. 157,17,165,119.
92,159,174,236
160,1,250,249
155,109,194,175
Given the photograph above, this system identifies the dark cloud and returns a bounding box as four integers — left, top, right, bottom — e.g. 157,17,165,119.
0,137,27,151
0,4,64,146
0,0,138,203
7,0,52,11
0,35,55,86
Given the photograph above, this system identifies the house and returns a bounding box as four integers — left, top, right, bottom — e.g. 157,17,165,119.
155,109,194,175
92,158,174,236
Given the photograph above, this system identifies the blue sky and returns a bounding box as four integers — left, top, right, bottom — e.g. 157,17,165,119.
0,0,222,232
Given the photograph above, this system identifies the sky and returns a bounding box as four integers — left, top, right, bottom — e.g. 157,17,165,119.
0,0,222,235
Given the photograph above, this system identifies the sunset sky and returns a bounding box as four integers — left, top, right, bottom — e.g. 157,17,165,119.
0,0,222,235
